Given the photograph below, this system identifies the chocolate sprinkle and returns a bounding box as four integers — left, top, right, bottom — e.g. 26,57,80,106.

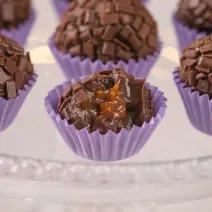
54,0,158,64
0,0,31,29
0,35,34,99
58,68,153,134
177,0,212,32
179,35,212,96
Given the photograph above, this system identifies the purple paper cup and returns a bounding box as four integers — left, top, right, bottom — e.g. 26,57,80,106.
44,77,167,162
172,14,206,53
52,0,148,17
0,74,37,132
0,9,36,47
48,37,161,79
142,0,148,4
51,0,69,17
173,69,212,135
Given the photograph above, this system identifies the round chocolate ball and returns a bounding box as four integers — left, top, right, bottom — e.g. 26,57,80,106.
53,0,158,64
0,0,31,29
179,35,212,96
0,35,34,99
176,0,212,32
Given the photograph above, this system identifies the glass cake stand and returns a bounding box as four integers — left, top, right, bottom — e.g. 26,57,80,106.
1,0,212,211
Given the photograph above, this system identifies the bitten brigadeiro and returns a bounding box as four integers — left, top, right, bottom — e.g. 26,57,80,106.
49,0,160,79
58,68,153,134
0,35,36,131
174,35,212,135
45,67,167,161
173,0,212,52
0,0,36,46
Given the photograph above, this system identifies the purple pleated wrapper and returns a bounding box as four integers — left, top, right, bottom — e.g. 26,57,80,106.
172,14,206,53
0,74,37,132
173,69,212,135
51,0,148,18
51,0,69,18
48,37,161,79
142,0,148,4
44,78,167,162
0,9,36,47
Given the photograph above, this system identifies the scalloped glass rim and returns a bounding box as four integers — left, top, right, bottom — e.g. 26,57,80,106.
1,152,212,186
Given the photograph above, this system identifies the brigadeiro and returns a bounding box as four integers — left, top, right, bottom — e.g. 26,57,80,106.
0,0,36,47
49,0,161,79
52,0,149,18
45,68,167,161
173,0,212,52
173,35,212,135
0,35,37,131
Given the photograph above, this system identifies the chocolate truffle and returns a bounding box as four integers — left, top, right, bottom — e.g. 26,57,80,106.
179,35,212,96
0,0,31,29
58,68,153,134
53,0,158,64
176,0,212,32
0,35,34,99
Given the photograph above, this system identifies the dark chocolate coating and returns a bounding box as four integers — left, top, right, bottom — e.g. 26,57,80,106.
58,68,154,134
53,0,158,64
0,35,34,99
176,0,212,32
179,35,212,96
0,0,31,29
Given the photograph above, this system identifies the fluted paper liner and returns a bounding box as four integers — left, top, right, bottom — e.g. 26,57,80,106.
48,37,161,79
52,0,148,17
0,74,37,132
0,10,36,47
172,15,206,53
44,78,167,161
51,0,69,17
173,70,212,135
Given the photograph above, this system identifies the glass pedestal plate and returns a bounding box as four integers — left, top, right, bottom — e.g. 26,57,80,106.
0,0,212,211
